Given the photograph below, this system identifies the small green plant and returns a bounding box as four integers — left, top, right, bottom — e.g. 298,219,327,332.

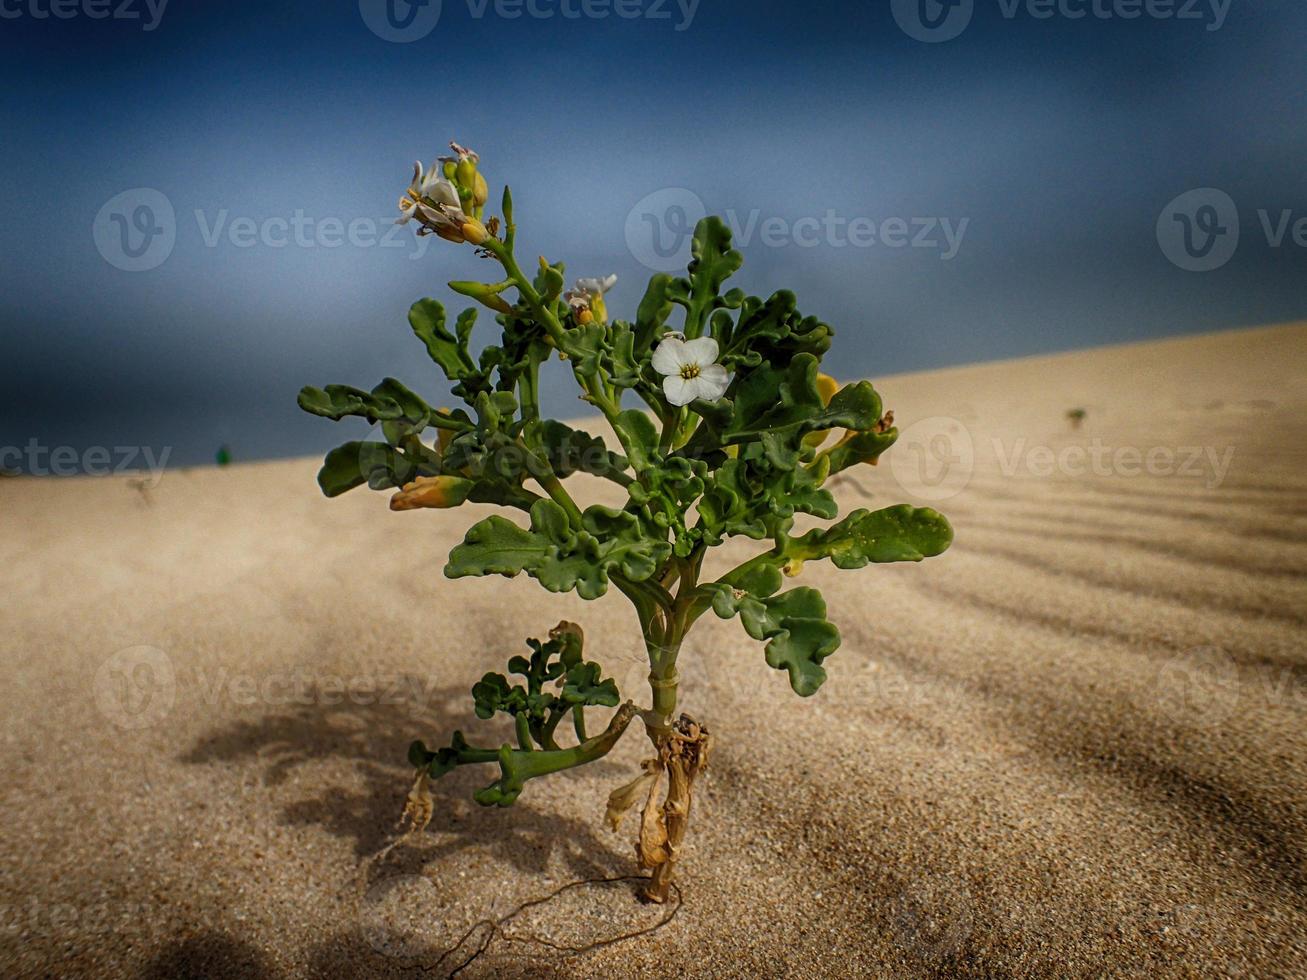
299,143,953,902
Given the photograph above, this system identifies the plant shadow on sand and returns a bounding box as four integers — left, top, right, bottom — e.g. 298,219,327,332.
180,678,632,876
176,679,649,977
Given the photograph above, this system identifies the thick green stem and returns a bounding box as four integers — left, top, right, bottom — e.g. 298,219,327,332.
648,665,679,721
484,235,645,470
533,464,585,528
442,703,640,807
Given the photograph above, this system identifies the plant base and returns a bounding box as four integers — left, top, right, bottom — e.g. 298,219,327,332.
636,714,711,904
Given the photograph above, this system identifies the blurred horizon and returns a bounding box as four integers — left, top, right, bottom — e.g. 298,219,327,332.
2,0,1305,472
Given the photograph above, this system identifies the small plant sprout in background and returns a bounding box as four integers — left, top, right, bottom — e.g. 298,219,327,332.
298,141,954,904
1067,408,1087,430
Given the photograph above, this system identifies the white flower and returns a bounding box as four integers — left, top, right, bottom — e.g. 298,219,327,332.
565,274,617,310
440,141,479,165
652,336,731,406
397,159,467,236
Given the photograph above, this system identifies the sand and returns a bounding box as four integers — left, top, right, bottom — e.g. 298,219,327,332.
1,322,1305,978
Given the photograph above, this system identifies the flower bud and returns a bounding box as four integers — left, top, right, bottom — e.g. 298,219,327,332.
460,219,490,245
473,172,489,208
803,373,841,449
815,373,839,406
390,475,474,511
449,280,512,314
456,157,477,192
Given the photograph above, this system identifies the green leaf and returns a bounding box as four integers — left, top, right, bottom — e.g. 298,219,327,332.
792,504,954,568
582,505,671,584
409,298,475,381
297,384,403,423
824,427,899,474
445,511,551,580
607,323,643,389
697,457,769,543
534,259,566,304
722,356,882,469
614,410,659,470
472,672,526,720
408,739,434,768
711,585,840,696
558,322,605,376
371,378,433,442
687,216,744,303
446,500,668,600
316,441,423,497
531,507,622,600
561,662,620,708
719,290,834,369
535,420,629,481
634,273,675,351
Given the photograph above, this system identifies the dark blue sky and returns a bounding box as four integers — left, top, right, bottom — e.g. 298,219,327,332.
1,0,1304,469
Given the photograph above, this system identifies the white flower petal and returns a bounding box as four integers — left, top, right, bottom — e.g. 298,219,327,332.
419,165,441,194
696,363,730,400
651,337,689,376
601,274,618,291
662,375,696,407
429,178,462,209
686,377,722,403
681,336,719,367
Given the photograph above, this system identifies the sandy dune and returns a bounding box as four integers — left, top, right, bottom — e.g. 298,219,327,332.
1,323,1305,978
